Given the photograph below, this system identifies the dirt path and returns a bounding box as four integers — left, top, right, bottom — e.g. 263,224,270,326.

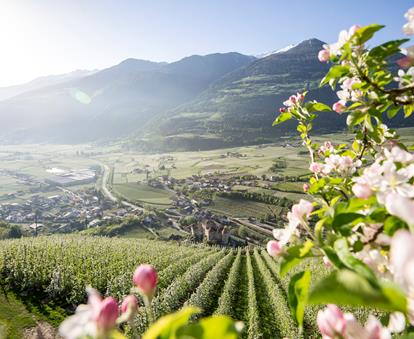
24,322,59,339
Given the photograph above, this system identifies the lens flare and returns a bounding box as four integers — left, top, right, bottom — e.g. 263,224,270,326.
69,88,92,104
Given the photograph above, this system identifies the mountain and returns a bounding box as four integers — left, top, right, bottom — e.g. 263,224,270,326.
0,53,255,143
0,70,97,102
139,39,342,151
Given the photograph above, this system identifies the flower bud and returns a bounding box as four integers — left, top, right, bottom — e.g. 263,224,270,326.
323,256,332,268
267,240,282,257
317,304,346,338
349,24,361,36
279,107,286,113
352,183,372,199
133,264,158,298
303,183,310,192
95,297,119,333
332,101,346,114
318,49,330,62
120,295,138,322
289,95,297,104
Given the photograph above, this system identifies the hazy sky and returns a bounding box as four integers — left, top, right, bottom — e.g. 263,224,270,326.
0,0,412,86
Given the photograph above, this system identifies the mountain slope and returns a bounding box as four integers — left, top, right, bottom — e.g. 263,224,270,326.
140,39,341,151
0,53,255,143
0,70,97,102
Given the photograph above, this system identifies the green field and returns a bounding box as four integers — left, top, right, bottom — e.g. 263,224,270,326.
207,196,279,218
0,235,328,338
113,182,173,205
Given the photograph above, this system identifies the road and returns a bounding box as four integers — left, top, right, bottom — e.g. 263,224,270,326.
100,164,144,211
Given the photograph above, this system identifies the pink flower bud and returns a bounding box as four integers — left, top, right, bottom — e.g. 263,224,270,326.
317,304,347,338
332,101,346,114
121,295,138,314
352,183,373,199
349,24,361,36
323,256,332,268
267,240,283,257
318,49,330,62
309,162,323,174
279,107,286,113
303,183,310,192
297,93,305,102
289,95,297,104
95,297,119,332
397,56,413,69
133,264,158,298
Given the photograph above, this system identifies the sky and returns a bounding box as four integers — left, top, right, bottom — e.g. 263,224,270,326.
0,0,412,87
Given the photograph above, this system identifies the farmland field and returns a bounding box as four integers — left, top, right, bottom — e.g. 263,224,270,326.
0,235,328,338
113,182,174,206
207,196,277,218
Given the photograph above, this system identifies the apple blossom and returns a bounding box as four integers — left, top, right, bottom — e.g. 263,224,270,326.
267,240,283,257
303,183,310,192
332,101,346,114
133,264,158,299
317,304,346,338
323,256,332,268
59,288,119,339
319,141,334,154
120,295,138,322
309,162,323,174
95,297,118,333
279,107,286,113
352,183,373,199
318,49,330,62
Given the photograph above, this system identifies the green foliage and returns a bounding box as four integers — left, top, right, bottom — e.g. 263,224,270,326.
287,270,311,329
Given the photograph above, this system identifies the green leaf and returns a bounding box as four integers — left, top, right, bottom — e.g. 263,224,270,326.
178,315,241,339
404,103,414,118
387,104,401,119
306,102,331,113
288,270,311,329
353,24,385,45
273,112,292,126
332,213,364,229
280,240,314,276
320,65,350,87
369,39,409,59
334,238,377,284
309,269,407,313
347,111,366,127
384,216,407,236
143,306,200,339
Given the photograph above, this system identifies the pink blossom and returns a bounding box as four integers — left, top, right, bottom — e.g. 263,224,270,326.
323,256,332,268
317,304,347,338
121,295,138,315
291,199,313,220
267,240,283,257
397,56,413,69
319,141,334,154
318,49,330,62
303,183,310,192
332,100,346,114
309,162,323,174
352,183,373,199
120,295,138,322
133,264,158,298
349,24,361,37
59,288,119,339
95,297,119,333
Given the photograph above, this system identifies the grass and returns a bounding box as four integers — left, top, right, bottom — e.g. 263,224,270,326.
207,196,274,218
113,182,173,205
0,291,37,338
